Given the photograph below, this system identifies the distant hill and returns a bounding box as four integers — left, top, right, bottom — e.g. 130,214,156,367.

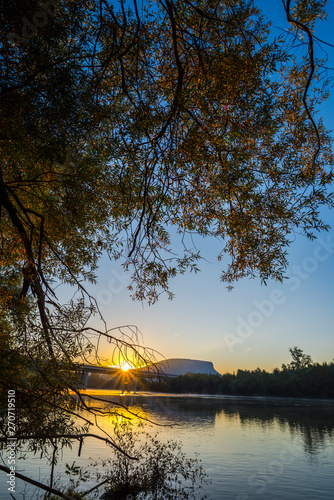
86,358,222,389
148,358,222,377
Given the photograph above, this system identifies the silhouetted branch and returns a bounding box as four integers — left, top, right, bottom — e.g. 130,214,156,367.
0,464,76,500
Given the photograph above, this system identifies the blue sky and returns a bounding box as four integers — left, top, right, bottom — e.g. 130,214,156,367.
83,0,334,374
90,222,334,373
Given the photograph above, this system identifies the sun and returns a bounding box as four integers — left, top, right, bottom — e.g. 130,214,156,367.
121,362,132,372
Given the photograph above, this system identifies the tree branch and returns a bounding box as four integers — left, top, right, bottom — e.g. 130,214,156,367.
282,0,321,165
0,464,76,500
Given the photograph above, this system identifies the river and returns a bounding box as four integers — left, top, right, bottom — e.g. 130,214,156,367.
2,391,334,499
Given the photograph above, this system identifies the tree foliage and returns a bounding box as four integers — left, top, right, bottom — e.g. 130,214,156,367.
286,346,313,370
0,0,334,487
1,0,333,307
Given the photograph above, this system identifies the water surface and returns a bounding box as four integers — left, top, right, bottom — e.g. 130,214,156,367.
2,392,334,499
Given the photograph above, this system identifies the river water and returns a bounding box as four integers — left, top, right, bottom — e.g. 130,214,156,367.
2,391,334,499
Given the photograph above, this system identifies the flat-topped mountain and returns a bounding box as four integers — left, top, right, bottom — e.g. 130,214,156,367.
149,358,222,377
86,358,222,389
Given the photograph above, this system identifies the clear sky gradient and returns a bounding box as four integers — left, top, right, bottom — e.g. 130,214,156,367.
78,1,334,374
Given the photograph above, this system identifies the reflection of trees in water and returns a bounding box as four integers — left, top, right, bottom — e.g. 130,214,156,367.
218,402,334,458
112,395,334,458
275,410,334,457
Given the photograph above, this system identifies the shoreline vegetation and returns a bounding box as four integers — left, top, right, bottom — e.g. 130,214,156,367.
145,363,334,399
88,349,334,400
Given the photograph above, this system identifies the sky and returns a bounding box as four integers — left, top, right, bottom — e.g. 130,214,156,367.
78,0,334,375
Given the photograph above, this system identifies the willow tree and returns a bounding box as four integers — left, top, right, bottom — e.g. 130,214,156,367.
0,0,333,470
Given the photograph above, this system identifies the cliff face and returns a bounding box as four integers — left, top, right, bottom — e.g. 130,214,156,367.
152,358,222,376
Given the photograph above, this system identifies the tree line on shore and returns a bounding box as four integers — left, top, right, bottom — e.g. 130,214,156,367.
87,348,334,398
144,348,334,398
